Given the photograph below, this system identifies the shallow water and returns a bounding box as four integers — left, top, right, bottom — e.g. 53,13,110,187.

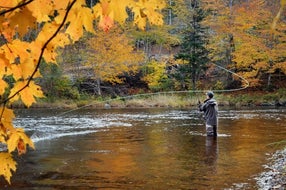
2,107,286,189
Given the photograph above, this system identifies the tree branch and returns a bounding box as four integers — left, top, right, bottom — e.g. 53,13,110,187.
1,0,77,106
0,0,34,16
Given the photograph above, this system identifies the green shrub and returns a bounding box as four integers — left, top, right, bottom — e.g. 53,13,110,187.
263,93,279,102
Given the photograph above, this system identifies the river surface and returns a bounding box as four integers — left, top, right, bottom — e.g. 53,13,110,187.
1,107,286,189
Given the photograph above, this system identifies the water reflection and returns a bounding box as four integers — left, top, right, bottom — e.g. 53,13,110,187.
2,108,286,189
205,136,218,167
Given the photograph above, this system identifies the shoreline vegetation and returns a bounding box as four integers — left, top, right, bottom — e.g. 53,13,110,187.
24,90,286,109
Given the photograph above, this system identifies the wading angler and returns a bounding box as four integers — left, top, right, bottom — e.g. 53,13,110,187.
198,91,218,136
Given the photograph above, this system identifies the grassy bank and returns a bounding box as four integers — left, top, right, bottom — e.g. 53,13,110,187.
27,89,286,109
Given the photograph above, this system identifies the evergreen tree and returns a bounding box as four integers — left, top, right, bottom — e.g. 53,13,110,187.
174,0,209,90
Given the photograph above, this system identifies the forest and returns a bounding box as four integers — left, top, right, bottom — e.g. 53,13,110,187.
39,0,286,100
0,0,285,185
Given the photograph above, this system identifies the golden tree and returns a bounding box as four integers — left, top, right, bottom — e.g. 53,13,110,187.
0,0,165,184
142,59,168,90
86,27,144,95
203,0,286,88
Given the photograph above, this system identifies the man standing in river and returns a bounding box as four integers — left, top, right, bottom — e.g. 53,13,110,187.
198,91,218,136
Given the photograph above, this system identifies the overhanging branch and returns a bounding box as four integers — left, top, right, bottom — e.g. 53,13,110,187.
0,0,77,111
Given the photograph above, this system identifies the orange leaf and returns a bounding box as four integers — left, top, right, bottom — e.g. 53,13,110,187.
7,128,35,154
1,21,16,42
17,139,26,155
98,15,114,32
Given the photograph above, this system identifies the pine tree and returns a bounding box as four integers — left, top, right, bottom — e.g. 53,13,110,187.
174,0,209,90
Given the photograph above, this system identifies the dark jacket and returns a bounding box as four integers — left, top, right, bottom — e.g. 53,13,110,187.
199,98,218,126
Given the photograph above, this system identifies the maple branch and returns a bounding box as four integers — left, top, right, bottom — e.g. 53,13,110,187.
0,0,34,16
1,0,77,106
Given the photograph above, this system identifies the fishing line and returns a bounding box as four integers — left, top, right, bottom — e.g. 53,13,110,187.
56,63,249,117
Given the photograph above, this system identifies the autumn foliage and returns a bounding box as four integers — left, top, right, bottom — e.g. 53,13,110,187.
203,0,286,88
0,0,285,185
0,0,165,184
86,27,144,95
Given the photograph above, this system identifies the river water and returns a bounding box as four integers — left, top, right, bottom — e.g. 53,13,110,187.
1,107,286,189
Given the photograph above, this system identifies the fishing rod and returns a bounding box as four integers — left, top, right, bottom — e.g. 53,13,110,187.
56,63,249,117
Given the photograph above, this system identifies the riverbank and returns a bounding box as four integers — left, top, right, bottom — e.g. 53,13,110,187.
29,91,286,109
256,147,286,190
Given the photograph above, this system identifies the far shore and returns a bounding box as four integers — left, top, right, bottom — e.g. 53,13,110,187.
10,91,286,110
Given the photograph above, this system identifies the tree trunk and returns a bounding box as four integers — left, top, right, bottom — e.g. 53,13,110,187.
168,0,172,25
267,73,272,88
192,77,196,91
191,66,196,91
96,78,102,96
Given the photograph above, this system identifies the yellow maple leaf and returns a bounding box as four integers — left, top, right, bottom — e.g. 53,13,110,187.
0,153,17,184
7,128,35,154
8,7,37,37
131,0,165,30
43,44,58,63
0,79,8,96
65,0,95,41
0,107,15,132
6,57,40,81
52,0,71,10
0,0,19,8
0,39,30,64
9,81,44,107
0,123,7,143
36,22,61,45
26,0,53,22
7,64,22,81
94,0,130,31
0,134,5,144
0,53,11,75
109,0,132,24
32,22,70,63
21,57,42,79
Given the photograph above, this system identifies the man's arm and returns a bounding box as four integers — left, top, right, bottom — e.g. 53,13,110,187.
198,101,206,112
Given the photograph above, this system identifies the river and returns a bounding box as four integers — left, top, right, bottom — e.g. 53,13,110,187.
1,107,286,189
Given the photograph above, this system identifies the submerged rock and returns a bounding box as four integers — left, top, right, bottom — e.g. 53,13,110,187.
255,148,286,190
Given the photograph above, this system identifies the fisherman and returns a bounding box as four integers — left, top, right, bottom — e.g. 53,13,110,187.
198,91,218,136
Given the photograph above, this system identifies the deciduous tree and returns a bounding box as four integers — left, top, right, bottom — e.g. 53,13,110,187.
86,27,144,95
204,0,286,89
228,0,286,88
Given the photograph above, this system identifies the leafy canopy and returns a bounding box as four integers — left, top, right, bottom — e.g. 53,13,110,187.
86,26,144,95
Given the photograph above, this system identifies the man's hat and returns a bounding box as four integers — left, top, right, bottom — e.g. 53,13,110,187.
206,91,214,98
